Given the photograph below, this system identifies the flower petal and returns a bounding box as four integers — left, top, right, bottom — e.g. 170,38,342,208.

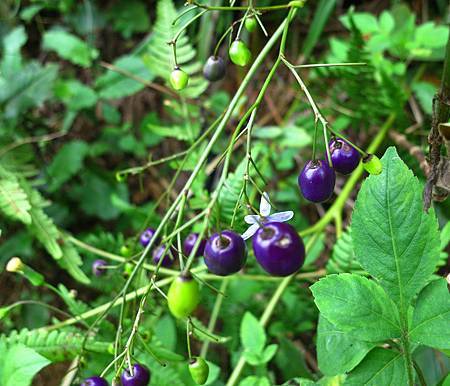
260,192,271,217
267,211,294,223
241,223,260,240
244,214,260,224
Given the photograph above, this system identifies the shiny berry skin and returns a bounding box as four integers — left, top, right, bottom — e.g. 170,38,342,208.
167,273,200,318
81,376,108,386
329,138,361,175
245,17,257,32
229,40,251,67
120,363,150,386
152,245,175,268
203,56,226,82
92,259,107,277
298,159,336,203
189,357,209,385
253,222,305,276
363,154,382,175
170,67,189,90
204,230,247,276
139,228,157,247
183,233,206,258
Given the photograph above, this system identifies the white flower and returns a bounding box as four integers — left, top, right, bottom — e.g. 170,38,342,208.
241,192,294,240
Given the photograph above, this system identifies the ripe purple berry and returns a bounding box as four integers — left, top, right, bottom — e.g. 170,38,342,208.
152,245,175,268
81,376,108,386
203,56,226,82
253,222,305,276
121,363,150,386
329,138,360,175
183,233,207,258
298,159,336,203
204,230,247,276
140,228,157,247
92,259,107,277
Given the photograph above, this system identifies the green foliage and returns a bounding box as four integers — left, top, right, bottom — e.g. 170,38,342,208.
107,0,150,38
313,147,447,382
0,167,32,224
325,228,360,274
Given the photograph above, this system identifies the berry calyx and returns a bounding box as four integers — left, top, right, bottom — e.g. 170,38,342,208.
244,17,257,32
203,56,226,82
329,138,361,175
204,230,247,276
92,259,107,277
167,273,200,318
81,376,108,386
362,154,382,175
229,40,251,67
152,245,175,268
298,159,336,203
139,228,157,247
120,363,150,386
189,357,209,385
183,233,207,258
252,222,305,276
170,67,189,90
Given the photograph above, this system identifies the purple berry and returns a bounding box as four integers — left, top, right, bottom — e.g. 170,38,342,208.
152,245,175,268
121,363,150,386
140,228,157,247
252,222,305,276
203,56,226,81
92,259,107,277
81,376,108,386
298,159,336,203
183,233,207,258
329,138,361,175
204,230,247,276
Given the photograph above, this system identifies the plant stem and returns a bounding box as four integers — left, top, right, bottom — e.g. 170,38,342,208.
192,1,300,12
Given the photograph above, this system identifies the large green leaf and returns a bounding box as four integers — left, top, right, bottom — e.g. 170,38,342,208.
0,343,50,386
311,274,400,342
317,315,374,376
1,26,27,76
96,55,154,99
345,348,407,385
410,278,450,350
351,147,441,311
42,30,98,67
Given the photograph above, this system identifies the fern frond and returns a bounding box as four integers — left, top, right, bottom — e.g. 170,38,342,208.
326,228,361,274
1,329,110,362
58,238,91,284
0,166,32,224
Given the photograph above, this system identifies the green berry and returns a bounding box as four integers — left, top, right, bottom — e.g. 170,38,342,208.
120,245,132,257
170,68,189,90
123,262,134,278
189,357,209,385
229,40,251,67
167,273,200,319
245,17,257,33
362,154,382,175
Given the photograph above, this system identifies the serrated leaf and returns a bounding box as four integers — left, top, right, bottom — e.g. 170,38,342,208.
0,177,32,224
326,228,361,274
311,274,400,342
42,30,98,67
351,147,441,311
46,141,89,191
0,343,50,386
410,278,450,350
96,55,154,99
241,312,266,354
317,315,374,376
345,348,407,385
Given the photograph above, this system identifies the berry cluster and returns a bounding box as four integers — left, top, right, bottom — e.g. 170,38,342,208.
82,363,150,386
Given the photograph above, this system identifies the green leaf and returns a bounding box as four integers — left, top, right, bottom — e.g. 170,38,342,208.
311,274,400,342
42,30,98,67
190,317,230,344
54,79,97,110
412,82,436,115
241,312,266,354
351,147,441,310
46,141,89,191
260,344,278,363
345,348,407,385
410,278,450,350
414,22,449,49
58,238,90,284
239,376,271,386
0,343,50,386
340,13,379,34
1,26,27,76
326,228,361,274
0,62,58,121
107,0,150,38
317,315,374,376
0,176,32,224
96,55,154,99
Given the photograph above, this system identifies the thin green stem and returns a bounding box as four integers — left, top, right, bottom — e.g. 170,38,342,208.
192,1,299,12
